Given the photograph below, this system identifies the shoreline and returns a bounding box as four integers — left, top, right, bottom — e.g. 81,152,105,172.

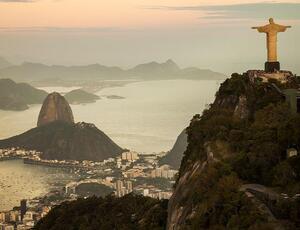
0,158,70,212
23,158,90,169
0,157,92,170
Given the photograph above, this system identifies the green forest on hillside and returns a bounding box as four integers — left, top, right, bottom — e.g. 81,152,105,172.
35,194,168,230
178,73,300,229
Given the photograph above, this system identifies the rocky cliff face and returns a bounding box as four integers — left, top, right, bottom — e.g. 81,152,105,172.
166,72,300,229
37,92,74,127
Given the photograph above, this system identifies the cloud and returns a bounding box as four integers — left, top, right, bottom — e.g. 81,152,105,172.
0,0,36,2
142,3,300,20
0,26,136,33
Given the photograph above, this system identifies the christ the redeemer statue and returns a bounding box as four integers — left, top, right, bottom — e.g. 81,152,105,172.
252,18,291,72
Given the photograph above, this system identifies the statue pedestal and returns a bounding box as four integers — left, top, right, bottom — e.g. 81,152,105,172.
265,62,280,72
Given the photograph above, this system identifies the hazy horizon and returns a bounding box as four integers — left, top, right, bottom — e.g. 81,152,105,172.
0,0,300,75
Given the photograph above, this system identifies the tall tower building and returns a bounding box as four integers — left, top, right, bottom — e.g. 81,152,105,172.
20,199,27,221
125,181,133,192
116,180,123,191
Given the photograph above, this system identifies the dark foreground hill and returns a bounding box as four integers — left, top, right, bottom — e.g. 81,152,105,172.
0,121,124,161
168,72,300,229
34,194,168,230
0,79,47,111
159,129,188,169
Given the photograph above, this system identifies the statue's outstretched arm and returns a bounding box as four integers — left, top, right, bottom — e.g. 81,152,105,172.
252,26,267,33
277,24,292,32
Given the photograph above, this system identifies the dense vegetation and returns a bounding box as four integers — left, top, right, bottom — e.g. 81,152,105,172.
181,74,300,192
34,194,168,230
134,177,173,191
188,164,270,229
176,73,300,228
76,183,113,198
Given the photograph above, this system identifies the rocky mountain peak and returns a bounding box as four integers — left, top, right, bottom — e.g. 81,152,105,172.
164,59,176,66
37,92,74,127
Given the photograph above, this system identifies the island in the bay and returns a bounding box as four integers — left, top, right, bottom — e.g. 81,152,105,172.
64,89,100,104
0,92,123,161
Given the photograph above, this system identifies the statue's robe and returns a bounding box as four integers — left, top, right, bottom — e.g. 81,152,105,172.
256,23,288,62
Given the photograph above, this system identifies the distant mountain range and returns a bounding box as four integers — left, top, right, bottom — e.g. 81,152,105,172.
0,58,226,85
0,79,47,111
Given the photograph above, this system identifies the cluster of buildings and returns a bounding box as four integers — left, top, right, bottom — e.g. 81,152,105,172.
0,148,110,170
150,165,177,179
64,152,177,200
0,149,40,162
0,149,178,229
142,188,173,200
0,200,51,230
114,180,133,197
121,151,139,161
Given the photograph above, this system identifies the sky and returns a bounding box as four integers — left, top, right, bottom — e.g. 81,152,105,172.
0,0,300,74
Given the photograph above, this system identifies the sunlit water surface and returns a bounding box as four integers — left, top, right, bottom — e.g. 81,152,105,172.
0,160,75,211
0,80,220,210
0,80,219,153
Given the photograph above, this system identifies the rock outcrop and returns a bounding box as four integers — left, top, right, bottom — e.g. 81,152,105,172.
37,92,74,127
0,91,124,161
233,95,249,119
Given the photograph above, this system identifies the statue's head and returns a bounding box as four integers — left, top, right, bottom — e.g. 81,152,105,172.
269,18,274,24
